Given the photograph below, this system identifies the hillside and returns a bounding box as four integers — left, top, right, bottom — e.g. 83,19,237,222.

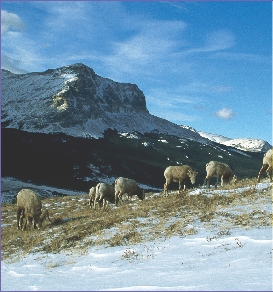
1,178,272,290
2,128,265,203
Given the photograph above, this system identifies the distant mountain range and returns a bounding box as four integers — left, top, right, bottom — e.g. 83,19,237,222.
181,126,271,153
2,63,270,152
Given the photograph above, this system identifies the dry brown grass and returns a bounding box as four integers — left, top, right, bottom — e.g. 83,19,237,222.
1,178,272,262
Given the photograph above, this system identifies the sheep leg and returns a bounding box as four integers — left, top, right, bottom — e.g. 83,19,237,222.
257,164,268,182
178,181,182,194
45,209,51,222
266,166,272,181
102,200,109,211
220,175,224,187
214,176,220,187
17,209,23,230
23,214,28,231
204,177,210,188
163,182,169,196
115,191,120,206
183,183,187,192
20,213,25,229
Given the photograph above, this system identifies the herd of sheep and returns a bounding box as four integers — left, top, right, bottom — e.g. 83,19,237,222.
16,149,272,231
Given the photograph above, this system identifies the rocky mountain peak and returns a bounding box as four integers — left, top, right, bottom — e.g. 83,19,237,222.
2,63,269,151
1,63,157,137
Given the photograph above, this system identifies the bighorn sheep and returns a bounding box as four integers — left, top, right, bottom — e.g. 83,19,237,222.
94,182,115,211
257,148,272,182
203,161,237,188
17,189,50,231
114,177,145,205
88,187,96,209
163,165,198,196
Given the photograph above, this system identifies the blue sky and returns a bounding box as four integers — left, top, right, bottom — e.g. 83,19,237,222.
1,1,272,143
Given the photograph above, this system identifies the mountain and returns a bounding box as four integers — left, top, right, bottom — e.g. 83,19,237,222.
198,131,271,153
1,63,206,143
1,63,269,194
178,126,271,153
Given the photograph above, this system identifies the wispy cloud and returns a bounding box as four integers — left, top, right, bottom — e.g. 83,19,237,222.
214,107,235,120
147,93,195,111
176,29,236,57
211,52,270,63
204,30,235,52
146,88,201,123
152,109,199,123
101,19,187,80
1,10,25,35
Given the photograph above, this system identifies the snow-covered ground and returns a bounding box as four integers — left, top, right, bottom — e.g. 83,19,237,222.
1,177,272,291
1,226,271,291
2,182,272,291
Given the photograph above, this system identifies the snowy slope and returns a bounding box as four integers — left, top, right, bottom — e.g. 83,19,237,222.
198,131,271,152
1,181,272,291
2,228,271,291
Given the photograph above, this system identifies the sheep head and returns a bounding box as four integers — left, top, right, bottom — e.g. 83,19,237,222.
187,170,198,184
39,209,51,228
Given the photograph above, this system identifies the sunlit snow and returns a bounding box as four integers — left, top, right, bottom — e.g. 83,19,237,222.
1,180,272,291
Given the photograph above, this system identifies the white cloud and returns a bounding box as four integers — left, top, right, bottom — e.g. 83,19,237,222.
102,19,187,78
176,29,236,57
1,10,25,35
214,107,234,120
204,29,235,51
147,88,200,108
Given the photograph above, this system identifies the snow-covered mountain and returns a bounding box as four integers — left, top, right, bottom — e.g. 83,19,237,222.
198,131,271,153
2,63,270,152
178,126,271,152
1,63,206,143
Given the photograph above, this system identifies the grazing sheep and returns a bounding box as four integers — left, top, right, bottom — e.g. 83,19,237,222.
17,189,50,231
163,165,198,196
203,161,236,188
95,183,115,211
26,209,50,227
88,187,96,209
114,177,145,206
257,148,272,182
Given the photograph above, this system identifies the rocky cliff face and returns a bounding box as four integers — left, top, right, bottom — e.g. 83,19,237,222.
1,63,206,142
